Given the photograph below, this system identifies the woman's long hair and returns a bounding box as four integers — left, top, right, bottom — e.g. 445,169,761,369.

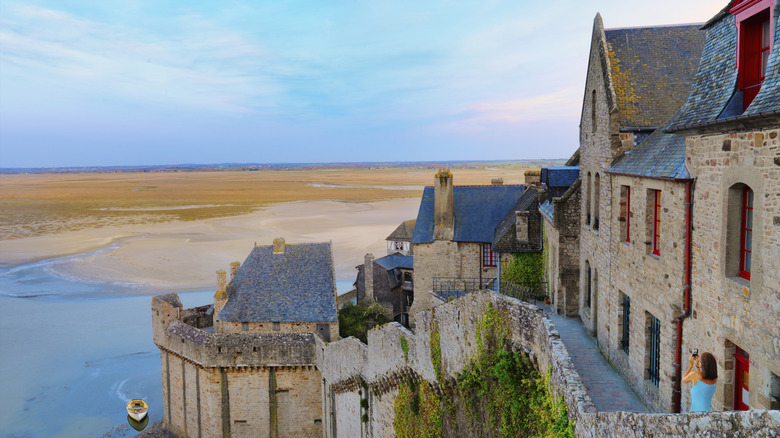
700,352,718,380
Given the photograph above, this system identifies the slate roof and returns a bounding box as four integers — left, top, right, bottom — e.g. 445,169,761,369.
386,220,416,241
218,242,337,323
665,6,780,132
411,185,525,244
604,24,705,129
493,187,540,252
156,293,182,308
375,253,414,271
608,124,689,179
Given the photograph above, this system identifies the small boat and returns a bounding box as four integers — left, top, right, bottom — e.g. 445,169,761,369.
126,399,148,421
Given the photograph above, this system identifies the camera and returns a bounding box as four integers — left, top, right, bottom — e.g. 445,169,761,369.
691,348,699,357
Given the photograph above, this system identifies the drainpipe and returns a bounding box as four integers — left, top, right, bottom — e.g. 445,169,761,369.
673,180,694,413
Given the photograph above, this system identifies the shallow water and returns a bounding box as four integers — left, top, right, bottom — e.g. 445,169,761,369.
0,251,354,437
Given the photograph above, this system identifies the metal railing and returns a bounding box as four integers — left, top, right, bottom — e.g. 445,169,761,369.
499,280,548,304
432,277,497,301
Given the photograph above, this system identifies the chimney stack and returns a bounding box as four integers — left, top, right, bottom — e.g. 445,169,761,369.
273,237,286,254
524,170,541,187
229,261,240,281
516,211,530,243
215,270,227,298
434,169,454,241
364,253,375,302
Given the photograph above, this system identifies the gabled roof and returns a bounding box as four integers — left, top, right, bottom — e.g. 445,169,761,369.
493,187,540,252
375,253,414,271
608,124,689,179
386,220,416,241
668,8,780,132
411,185,525,244
603,24,705,130
219,242,337,323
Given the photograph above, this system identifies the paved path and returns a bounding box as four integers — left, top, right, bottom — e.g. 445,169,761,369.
541,305,649,412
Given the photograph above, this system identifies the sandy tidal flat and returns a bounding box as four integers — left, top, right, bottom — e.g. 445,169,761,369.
0,198,422,291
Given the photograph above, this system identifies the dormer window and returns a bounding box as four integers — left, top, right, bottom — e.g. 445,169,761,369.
732,0,774,110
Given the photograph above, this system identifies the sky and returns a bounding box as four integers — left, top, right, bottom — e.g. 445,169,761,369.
0,0,727,168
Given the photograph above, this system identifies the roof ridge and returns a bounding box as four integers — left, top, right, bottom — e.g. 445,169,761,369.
604,22,705,31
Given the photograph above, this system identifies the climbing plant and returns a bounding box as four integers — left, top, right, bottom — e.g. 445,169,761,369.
502,252,544,285
393,303,574,437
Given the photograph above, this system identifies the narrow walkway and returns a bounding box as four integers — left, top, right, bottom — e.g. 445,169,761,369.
541,305,649,412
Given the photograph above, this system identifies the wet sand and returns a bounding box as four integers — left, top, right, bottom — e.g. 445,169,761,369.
0,198,422,288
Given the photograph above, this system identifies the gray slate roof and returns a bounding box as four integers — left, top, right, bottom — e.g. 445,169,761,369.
219,242,337,323
375,253,414,271
667,8,780,132
386,220,416,241
608,125,689,179
604,24,705,129
493,187,539,251
411,185,525,244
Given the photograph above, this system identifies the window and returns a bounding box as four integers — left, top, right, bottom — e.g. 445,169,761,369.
734,346,750,410
585,261,592,309
619,292,630,354
586,172,592,226
651,190,661,256
273,321,281,331
594,173,600,230
732,0,773,110
647,313,660,387
591,90,597,133
740,187,754,280
482,243,497,267
620,185,631,242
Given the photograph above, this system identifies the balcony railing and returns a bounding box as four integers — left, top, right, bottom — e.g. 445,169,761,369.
432,277,497,301
499,280,548,304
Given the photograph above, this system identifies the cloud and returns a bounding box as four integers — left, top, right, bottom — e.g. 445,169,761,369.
458,86,581,125
0,3,278,114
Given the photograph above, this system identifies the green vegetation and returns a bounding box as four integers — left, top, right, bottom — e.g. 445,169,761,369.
502,252,544,284
429,321,443,384
338,301,390,343
400,336,410,363
393,303,574,437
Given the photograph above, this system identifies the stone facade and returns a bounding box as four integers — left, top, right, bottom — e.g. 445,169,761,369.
680,127,780,412
542,179,581,316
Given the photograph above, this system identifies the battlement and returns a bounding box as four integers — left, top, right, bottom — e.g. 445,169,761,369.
152,293,317,368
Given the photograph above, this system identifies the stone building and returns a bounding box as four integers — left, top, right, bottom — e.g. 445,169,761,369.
577,14,706,412
408,170,526,316
539,160,581,317
385,220,415,255
663,0,780,412
353,252,414,326
151,238,338,437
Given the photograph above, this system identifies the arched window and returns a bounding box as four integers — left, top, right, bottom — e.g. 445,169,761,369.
594,173,601,230
591,90,597,133
586,172,592,226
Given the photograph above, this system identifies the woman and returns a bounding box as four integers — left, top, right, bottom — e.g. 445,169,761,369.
682,352,718,412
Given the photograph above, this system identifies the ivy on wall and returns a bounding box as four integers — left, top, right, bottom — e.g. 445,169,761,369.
393,303,574,437
502,252,544,285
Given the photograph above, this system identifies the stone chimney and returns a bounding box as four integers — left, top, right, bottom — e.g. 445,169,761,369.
433,169,454,241
229,261,240,281
213,269,228,333
273,237,286,254
524,170,541,187
516,211,530,243
364,253,375,302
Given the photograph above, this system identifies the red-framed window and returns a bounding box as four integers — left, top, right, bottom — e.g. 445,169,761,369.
732,0,773,110
626,187,631,242
734,346,750,410
620,185,631,242
739,187,754,280
482,243,497,267
652,190,661,256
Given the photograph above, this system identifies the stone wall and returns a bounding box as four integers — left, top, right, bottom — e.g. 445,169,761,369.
410,240,495,317
222,320,338,341
544,179,581,317
318,290,780,437
684,127,780,411
605,174,690,412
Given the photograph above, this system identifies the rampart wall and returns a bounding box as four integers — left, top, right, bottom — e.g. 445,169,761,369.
319,290,780,437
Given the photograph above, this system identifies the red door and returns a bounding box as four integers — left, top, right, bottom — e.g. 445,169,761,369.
734,347,750,410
